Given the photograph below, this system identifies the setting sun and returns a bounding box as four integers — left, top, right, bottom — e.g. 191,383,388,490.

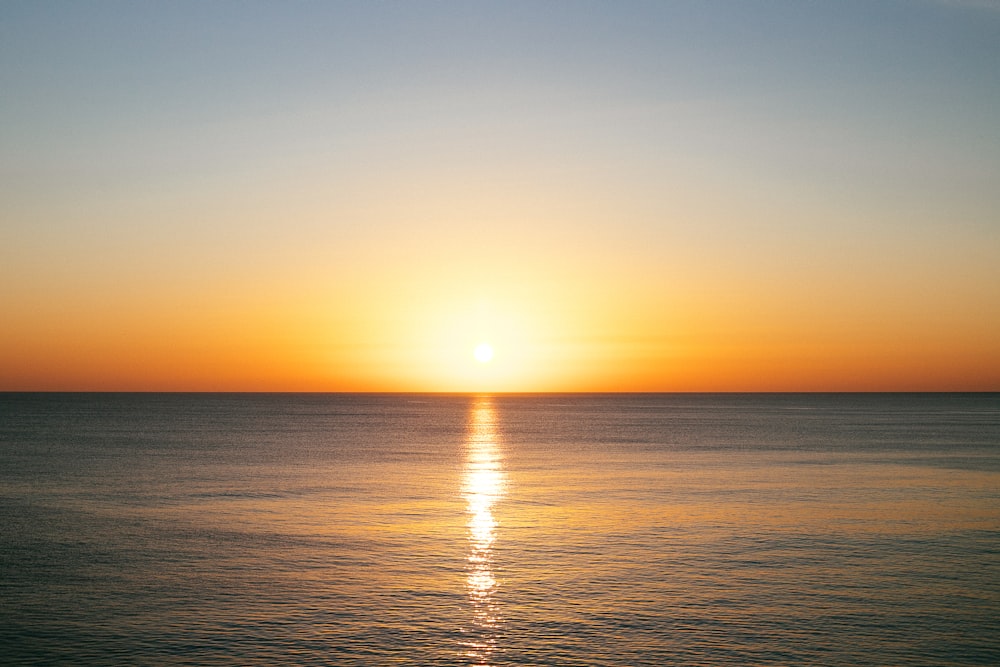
473,343,494,364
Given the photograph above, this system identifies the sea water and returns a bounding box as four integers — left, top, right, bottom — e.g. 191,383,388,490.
1,393,998,665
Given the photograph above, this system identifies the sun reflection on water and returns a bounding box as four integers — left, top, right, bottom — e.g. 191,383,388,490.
462,396,505,666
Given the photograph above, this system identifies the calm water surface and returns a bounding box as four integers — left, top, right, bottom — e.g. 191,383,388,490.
1,393,998,665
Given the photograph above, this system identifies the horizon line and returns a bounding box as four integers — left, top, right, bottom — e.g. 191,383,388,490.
2,390,997,395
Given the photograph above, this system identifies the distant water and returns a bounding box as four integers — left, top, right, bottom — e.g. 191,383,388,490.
2,393,998,666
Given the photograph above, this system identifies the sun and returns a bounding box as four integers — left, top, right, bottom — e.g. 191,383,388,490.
473,343,494,363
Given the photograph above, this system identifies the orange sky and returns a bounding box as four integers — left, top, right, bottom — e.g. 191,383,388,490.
2,2,998,392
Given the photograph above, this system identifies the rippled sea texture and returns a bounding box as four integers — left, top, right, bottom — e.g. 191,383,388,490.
2,393,998,665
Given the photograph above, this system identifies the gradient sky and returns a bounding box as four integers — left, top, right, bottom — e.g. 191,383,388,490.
2,0,999,391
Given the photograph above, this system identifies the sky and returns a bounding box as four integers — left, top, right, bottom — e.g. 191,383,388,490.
2,0,999,392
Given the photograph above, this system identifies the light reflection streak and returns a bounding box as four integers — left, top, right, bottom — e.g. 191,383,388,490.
461,396,505,666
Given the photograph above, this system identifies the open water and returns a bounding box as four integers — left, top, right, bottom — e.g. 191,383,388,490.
1,393,998,665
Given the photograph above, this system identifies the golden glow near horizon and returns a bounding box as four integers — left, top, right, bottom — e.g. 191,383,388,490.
1,3,998,392
462,397,505,664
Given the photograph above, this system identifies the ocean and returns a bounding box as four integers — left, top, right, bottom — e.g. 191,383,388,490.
1,393,998,665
